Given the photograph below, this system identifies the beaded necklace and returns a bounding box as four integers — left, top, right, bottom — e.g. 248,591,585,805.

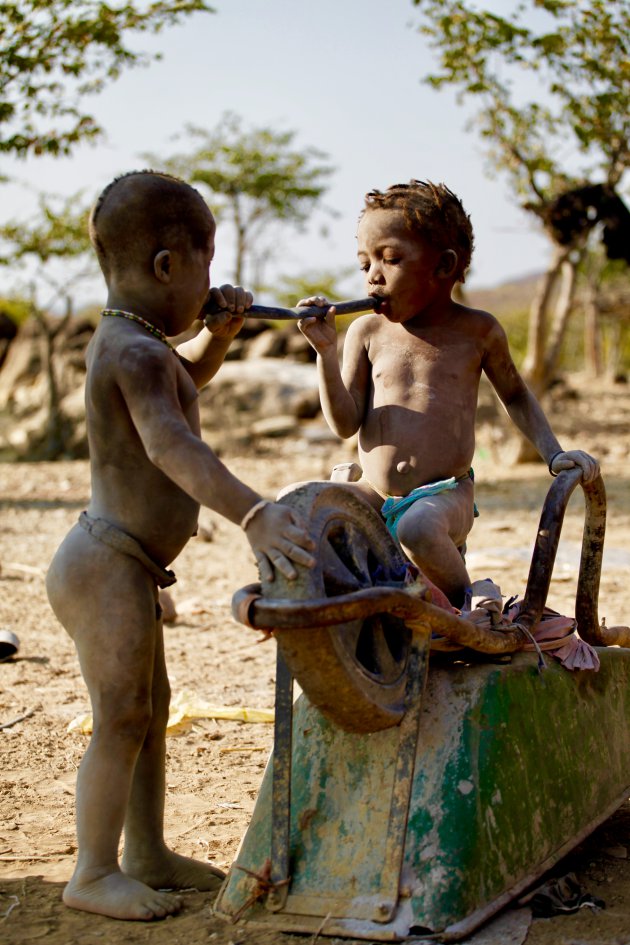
101,308,177,352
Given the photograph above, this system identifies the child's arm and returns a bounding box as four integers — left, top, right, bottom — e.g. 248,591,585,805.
116,344,315,580
177,284,251,389
298,300,370,438
483,318,600,482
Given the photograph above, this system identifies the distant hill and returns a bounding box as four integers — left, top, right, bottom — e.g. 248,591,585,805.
466,272,542,317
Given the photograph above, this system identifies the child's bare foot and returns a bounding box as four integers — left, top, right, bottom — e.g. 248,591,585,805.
63,868,182,920
122,848,226,893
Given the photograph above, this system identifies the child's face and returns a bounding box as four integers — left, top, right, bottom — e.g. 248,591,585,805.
357,209,442,323
172,229,215,324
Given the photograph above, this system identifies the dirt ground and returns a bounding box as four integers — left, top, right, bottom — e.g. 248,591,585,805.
1,376,629,945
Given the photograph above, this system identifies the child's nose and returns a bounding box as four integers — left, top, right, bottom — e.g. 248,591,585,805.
368,263,384,284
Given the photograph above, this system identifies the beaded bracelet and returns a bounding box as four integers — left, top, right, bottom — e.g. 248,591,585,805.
240,499,271,531
548,450,565,476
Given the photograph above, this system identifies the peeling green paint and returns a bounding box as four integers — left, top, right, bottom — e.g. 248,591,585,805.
215,649,630,940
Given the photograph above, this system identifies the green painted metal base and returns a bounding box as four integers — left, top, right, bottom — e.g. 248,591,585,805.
214,648,630,941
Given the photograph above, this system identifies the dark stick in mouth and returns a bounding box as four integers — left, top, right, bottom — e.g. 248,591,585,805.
203,297,381,324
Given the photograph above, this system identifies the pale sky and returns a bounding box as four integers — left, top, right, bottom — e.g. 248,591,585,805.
2,0,554,306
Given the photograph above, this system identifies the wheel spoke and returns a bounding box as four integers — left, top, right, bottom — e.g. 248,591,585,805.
369,621,406,680
321,531,364,594
336,520,405,588
353,618,406,682
334,618,363,664
340,522,374,584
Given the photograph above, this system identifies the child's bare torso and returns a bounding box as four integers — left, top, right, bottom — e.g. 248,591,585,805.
356,313,485,497
85,326,201,567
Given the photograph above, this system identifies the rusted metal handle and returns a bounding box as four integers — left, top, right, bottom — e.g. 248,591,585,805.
519,468,608,644
232,583,527,654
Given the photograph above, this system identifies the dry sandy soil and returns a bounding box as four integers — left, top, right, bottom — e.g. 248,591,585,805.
1,376,629,945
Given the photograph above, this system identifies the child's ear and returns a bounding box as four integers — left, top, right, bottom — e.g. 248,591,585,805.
153,249,171,283
436,249,458,279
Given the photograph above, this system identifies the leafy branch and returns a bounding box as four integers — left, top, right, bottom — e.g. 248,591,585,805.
1,1,214,157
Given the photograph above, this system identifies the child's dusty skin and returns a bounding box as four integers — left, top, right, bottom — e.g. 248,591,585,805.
62,871,183,922
46,170,315,921
298,180,599,607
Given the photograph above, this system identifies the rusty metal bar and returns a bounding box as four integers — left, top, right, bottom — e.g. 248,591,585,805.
519,469,607,644
374,635,430,923
267,649,293,912
575,475,608,645
232,583,527,654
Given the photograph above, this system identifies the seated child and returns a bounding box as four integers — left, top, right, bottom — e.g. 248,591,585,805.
46,170,315,921
297,180,599,607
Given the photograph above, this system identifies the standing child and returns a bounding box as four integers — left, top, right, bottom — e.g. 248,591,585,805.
46,171,315,921
297,180,599,607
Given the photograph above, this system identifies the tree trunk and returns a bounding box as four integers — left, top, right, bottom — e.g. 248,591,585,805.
35,297,72,459
234,225,246,285
514,247,565,464
232,194,246,285
521,244,571,398
513,242,583,465
606,319,625,380
584,280,603,378
543,253,581,381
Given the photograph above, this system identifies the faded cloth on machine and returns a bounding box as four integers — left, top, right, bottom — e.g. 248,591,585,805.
429,577,600,671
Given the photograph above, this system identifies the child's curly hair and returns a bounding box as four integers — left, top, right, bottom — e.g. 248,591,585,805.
362,180,474,283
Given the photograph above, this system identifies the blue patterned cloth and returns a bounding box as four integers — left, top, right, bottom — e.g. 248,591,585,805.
381,476,459,539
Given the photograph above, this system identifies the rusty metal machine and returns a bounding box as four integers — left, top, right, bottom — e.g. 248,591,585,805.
214,471,630,941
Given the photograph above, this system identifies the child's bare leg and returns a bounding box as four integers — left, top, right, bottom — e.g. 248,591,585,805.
120,616,225,892
395,481,475,607
46,530,182,920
